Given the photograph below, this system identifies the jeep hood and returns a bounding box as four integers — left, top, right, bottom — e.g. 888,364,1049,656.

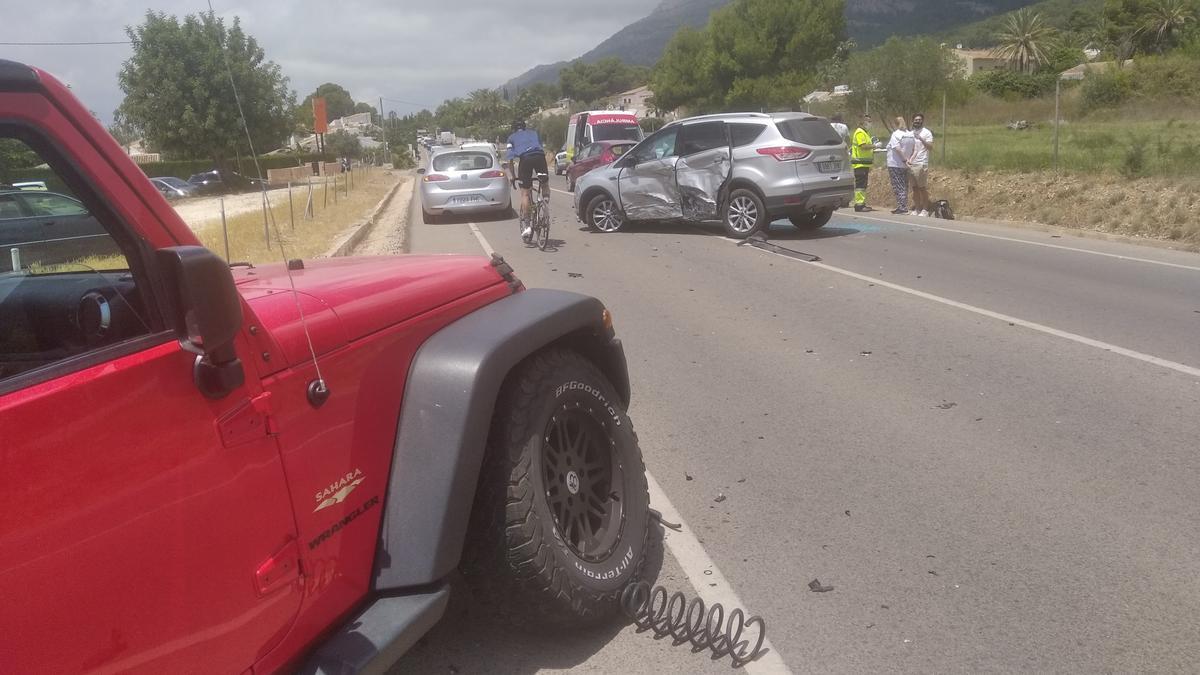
234,255,506,368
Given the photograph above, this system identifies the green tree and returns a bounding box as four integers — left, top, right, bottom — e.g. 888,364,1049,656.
651,0,846,113
559,57,650,104
296,83,356,131
651,26,716,112
1143,0,1196,51
117,10,294,164
992,9,1059,72
845,38,966,127
324,131,362,159
532,114,570,152
707,0,847,109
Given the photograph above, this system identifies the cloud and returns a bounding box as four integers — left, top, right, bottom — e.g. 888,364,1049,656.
7,0,653,125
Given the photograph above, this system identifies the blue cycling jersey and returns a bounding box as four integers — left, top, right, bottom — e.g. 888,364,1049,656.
506,129,543,161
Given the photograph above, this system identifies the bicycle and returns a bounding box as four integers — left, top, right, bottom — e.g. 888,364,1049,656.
511,166,551,251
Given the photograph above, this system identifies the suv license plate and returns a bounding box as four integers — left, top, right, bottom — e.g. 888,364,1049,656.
817,161,843,173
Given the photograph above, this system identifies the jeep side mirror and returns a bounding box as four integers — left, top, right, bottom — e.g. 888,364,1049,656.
157,246,245,399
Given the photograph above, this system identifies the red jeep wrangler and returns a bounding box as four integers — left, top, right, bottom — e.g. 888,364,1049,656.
0,61,651,673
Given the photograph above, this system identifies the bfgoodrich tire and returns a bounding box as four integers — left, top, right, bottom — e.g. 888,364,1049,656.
463,348,651,627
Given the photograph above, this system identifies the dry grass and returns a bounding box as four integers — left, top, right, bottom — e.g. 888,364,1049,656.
194,168,400,265
865,167,1200,249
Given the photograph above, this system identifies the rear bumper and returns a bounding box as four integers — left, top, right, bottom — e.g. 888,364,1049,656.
421,184,511,214
298,584,449,675
763,185,852,214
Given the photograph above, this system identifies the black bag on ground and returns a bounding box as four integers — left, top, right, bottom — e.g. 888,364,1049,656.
934,199,955,220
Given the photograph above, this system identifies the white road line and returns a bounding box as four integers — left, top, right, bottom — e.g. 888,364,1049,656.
551,187,573,197
771,255,1200,379
846,212,1200,273
646,473,792,675
466,222,495,257
466,217,791,673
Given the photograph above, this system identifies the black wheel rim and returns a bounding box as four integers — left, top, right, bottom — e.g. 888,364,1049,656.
542,402,624,562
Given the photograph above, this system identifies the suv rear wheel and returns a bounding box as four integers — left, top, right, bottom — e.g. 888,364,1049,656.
789,208,833,230
723,188,767,238
463,348,650,627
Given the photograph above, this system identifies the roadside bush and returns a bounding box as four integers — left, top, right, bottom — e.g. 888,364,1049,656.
1081,69,1132,109
392,152,416,170
1120,137,1148,178
640,117,666,132
1128,54,1200,102
971,70,1057,100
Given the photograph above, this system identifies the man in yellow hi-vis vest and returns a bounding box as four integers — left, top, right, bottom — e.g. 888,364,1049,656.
851,113,876,212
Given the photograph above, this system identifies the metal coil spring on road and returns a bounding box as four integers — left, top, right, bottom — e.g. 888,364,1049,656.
620,581,767,668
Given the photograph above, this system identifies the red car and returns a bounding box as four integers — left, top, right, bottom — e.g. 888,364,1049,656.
566,141,637,191
0,60,653,674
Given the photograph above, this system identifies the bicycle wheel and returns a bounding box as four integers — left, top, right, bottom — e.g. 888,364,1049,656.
536,198,550,251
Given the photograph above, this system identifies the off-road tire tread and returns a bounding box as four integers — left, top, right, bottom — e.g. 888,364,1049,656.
463,348,649,627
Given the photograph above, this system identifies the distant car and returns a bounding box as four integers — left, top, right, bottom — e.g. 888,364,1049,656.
555,151,569,176
418,147,512,224
149,177,196,200
565,141,636,191
461,141,497,154
0,189,116,271
186,170,264,195
574,112,853,238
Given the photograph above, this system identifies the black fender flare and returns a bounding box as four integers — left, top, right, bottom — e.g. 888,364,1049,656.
372,288,630,591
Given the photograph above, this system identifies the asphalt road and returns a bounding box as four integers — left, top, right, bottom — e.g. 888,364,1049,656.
391,172,1200,674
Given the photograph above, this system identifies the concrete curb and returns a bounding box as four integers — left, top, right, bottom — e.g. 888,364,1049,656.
323,171,411,258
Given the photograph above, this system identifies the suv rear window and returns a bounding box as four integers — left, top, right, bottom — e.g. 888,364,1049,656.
775,118,842,146
432,152,493,171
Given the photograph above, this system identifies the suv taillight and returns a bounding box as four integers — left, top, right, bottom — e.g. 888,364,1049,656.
756,146,812,161
423,173,450,182
481,170,505,179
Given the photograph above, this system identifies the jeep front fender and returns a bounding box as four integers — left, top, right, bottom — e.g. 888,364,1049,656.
372,288,630,591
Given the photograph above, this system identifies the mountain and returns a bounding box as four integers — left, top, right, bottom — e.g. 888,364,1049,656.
847,0,1046,48
502,0,1047,92
937,0,1105,48
502,0,729,92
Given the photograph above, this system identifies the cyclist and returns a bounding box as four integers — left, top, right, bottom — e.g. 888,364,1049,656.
505,119,547,242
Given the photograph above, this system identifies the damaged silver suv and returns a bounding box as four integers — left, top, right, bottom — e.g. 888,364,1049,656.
574,112,854,239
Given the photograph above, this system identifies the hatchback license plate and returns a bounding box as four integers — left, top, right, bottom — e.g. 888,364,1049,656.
817,161,842,173
450,195,483,204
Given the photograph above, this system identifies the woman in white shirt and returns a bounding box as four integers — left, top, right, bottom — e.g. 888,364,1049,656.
885,117,915,215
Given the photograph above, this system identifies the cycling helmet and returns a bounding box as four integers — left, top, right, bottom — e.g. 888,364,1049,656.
511,119,527,132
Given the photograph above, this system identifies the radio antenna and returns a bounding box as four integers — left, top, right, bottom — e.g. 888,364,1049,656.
207,0,327,395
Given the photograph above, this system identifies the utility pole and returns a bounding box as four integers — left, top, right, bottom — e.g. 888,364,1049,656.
380,96,389,166
1053,79,1061,173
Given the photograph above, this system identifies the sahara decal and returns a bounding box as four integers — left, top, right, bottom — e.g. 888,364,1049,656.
314,468,365,512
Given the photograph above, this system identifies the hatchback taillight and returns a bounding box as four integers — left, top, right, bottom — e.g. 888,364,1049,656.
756,146,812,161
481,170,505,179
423,173,450,182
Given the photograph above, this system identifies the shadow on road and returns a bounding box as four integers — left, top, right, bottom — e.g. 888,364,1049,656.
391,523,666,674
573,219,861,241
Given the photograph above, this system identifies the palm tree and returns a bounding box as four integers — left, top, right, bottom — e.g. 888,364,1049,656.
1144,0,1195,52
991,9,1059,73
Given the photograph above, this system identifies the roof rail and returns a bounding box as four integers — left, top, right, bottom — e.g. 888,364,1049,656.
677,112,772,123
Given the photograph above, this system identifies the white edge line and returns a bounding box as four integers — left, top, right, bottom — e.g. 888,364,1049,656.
466,216,791,673
846,212,1200,273
791,258,1200,380
646,473,792,675
466,222,495,257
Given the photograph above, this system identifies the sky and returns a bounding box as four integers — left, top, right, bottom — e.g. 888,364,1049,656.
2,0,657,125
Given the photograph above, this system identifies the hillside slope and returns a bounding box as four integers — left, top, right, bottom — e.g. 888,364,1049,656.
502,0,1048,91
937,0,1105,48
